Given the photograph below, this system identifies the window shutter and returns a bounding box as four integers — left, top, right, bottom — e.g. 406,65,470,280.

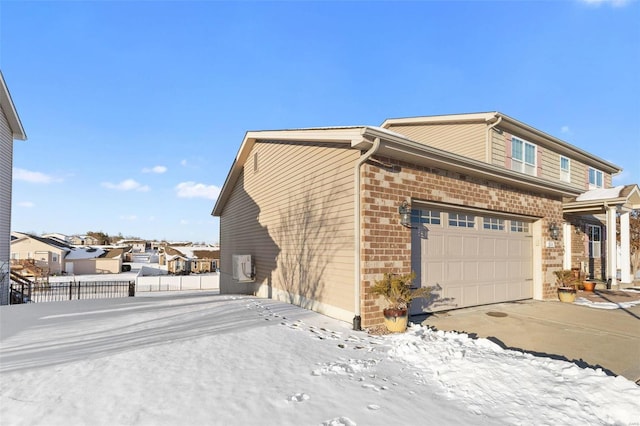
585,167,590,189
537,146,543,177
505,134,512,169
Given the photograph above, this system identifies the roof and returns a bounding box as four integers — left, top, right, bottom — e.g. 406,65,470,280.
564,184,640,213
212,121,591,216
165,246,219,260
0,70,27,140
13,233,74,251
382,111,621,174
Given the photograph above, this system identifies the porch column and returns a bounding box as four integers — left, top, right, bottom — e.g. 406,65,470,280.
620,210,632,283
563,222,572,270
606,205,618,287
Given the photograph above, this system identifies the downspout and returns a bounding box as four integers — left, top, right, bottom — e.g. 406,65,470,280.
485,115,503,163
353,136,381,331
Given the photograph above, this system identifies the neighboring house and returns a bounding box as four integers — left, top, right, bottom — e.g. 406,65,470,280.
162,246,219,274
10,233,122,275
0,71,27,305
10,232,72,275
117,239,147,253
42,233,71,243
69,235,100,246
212,112,640,328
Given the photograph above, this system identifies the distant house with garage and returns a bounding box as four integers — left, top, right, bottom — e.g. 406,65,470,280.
212,112,639,329
11,232,123,276
160,246,219,274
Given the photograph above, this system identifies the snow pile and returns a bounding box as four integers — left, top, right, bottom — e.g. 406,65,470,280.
1,293,638,426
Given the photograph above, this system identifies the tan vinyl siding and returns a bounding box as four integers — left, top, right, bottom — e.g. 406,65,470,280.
386,123,487,161
219,141,358,317
1,109,12,305
540,147,557,181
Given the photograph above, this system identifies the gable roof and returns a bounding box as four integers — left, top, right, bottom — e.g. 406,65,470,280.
0,70,27,140
212,123,590,217
564,184,640,213
382,112,621,175
11,232,74,252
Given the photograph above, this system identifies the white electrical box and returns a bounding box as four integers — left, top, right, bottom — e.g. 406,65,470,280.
232,254,254,282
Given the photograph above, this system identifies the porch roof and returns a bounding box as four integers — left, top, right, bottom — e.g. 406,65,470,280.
563,184,640,214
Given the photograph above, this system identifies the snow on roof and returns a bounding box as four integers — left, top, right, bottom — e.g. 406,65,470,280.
65,247,105,260
168,246,219,259
575,186,624,202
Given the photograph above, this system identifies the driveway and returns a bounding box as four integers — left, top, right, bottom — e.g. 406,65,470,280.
419,290,640,383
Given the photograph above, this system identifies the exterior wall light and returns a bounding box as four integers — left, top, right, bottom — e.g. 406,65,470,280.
399,200,412,228
549,222,560,240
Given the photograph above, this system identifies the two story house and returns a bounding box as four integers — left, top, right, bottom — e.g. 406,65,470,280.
212,112,639,329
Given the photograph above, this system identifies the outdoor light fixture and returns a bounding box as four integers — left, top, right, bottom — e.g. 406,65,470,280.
399,200,412,228
549,222,560,240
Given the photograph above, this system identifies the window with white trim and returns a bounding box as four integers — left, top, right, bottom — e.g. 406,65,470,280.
511,136,537,176
449,213,475,228
588,167,603,189
411,209,441,225
510,220,530,233
560,156,570,183
483,217,505,231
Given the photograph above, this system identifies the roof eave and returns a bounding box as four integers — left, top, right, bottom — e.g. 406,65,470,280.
0,70,27,140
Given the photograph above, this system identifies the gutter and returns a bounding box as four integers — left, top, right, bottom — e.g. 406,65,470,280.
353,136,380,331
485,114,502,163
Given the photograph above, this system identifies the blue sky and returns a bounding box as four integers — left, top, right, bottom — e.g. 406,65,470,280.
2,0,639,243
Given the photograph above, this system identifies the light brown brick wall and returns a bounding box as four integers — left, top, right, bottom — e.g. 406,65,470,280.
359,155,564,328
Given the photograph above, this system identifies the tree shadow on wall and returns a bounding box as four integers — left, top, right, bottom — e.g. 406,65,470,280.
275,182,344,309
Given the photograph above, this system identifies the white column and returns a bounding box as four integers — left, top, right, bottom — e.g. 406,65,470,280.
563,222,572,270
620,211,631,283
606,206,618,287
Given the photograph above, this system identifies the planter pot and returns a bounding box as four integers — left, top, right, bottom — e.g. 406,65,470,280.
582,281,596,292
383,308,408,333
557,287,577,303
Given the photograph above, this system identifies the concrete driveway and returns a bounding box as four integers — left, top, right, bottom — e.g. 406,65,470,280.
419,291,640,383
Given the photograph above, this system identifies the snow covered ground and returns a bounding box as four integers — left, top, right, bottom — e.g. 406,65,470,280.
1,292,639,426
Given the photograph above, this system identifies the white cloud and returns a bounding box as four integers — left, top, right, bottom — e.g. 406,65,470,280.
13,168,61,184
180,159,188,167
142,165,167,174
180,219,189,225
560,125,571,135
175,181,220,200
579,0,630,7
102,179,150,192
119,215,138,221
17,201,35,208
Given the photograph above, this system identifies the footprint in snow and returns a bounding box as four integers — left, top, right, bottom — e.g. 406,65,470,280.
287,393,310,402
321,416,356,426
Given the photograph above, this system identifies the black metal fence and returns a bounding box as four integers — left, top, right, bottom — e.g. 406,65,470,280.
10,281,135,304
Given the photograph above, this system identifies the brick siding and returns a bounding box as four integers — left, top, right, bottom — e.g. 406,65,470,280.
359,155,564,328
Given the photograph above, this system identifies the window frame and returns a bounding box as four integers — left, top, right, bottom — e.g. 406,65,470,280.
411,209,441,225
587,224,602,258
448,212,476,229
511,136,537,176
483,217,505,231
560,156,570,183
588,167,603,189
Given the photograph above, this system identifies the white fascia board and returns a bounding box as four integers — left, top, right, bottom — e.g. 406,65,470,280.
381,112,497,128
0,71,27,140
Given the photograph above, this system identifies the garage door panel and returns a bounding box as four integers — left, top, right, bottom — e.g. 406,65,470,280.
478,284,496,305
447,236,463,256
447,261,463,281
479,238,495,255
478,262,494,281
463,261,478,281
426,233,444,256
463,236,479,257
494,238,508,257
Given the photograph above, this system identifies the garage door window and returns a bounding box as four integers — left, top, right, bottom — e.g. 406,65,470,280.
510,220,530,233
411,209,441,225
483,217,505,231
449,213,475,228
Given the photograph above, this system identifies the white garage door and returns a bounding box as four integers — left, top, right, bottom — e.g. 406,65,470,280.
410,207,533,314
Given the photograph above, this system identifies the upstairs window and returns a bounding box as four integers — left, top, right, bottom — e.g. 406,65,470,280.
588,167,603,189
511,137,537,176
560,156,570,183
